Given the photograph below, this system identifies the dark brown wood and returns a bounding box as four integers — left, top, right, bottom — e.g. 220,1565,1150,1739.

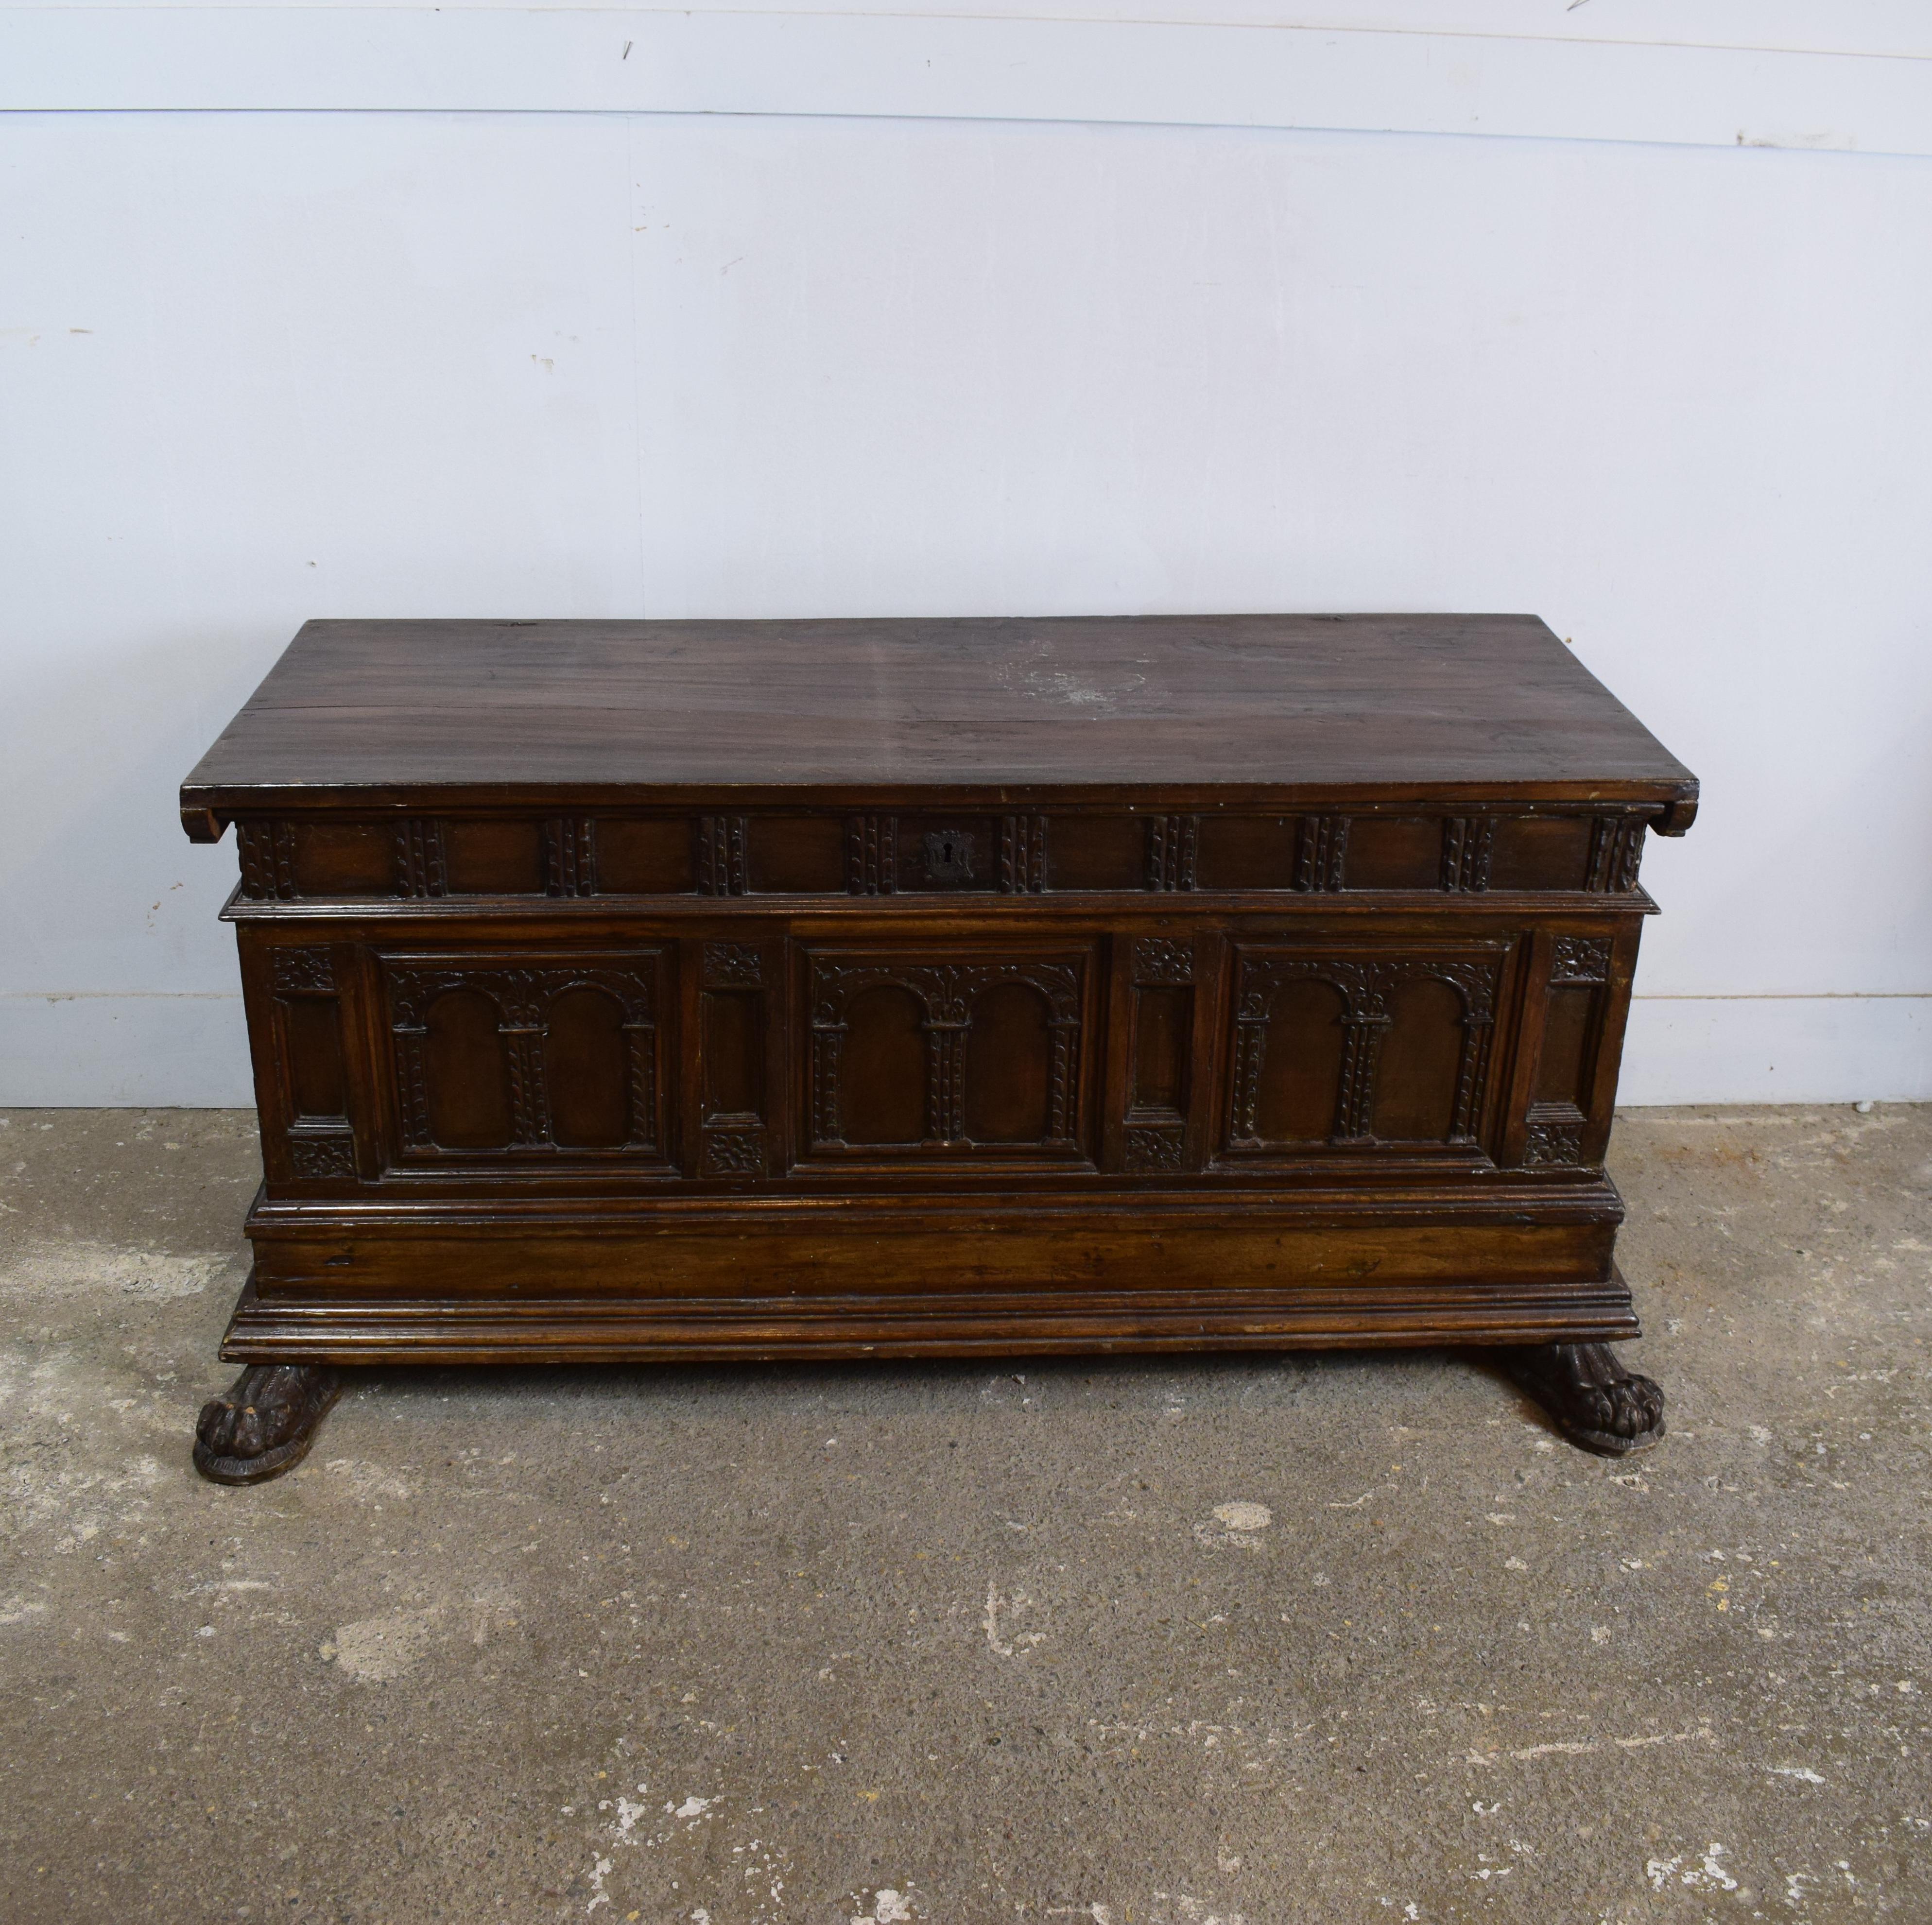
182,614,1695,1471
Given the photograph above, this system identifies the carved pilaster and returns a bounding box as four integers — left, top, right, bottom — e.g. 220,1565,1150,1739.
236,821,297,901
396,819,448,899
697,817,748,896
1587,818,1646,894
1145,816,1198,892
1294,816,1348,892
543,817,597,897
846,816,898,895
1442,816,1495,892
999,815,1049,894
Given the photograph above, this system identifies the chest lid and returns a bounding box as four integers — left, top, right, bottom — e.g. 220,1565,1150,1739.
180,613,1696,837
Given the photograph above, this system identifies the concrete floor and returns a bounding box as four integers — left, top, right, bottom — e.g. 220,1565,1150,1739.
1,1109,1928,1925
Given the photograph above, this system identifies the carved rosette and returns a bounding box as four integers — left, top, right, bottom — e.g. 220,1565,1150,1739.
1123,1124,1186,1172
702,942,764,988
1550,935,1613,984
1523,1117,1588,1167
808,957,1084,1151
1294,816,1349,892
385,959,660,1154
1229,953,1500,1150
271,946,335,995
700,1128,766,1177
1131,938,1193,986
288,1131,357,1179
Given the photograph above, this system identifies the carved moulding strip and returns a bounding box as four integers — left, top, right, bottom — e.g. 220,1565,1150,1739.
1144,816,1198,892
1294,815,1348,892
846,816,898,896
1441,816,1495,892
384,958,660,1155
543,817,597,897
236,820,298,901
697,817,748,896
396,819,448,899
1131,937,1194,986
1587,817,1646,894
999,815,1048,894
1228,952,1500,1151
808,956,1084,1151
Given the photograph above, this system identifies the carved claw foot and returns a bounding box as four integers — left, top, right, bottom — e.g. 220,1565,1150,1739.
193,1363,342,1485
1498,1341,1665,1457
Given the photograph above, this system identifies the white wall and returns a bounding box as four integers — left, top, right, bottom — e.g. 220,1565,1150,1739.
3,2,1930,1105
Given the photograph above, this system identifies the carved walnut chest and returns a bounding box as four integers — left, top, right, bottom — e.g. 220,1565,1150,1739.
180,614,1695,1405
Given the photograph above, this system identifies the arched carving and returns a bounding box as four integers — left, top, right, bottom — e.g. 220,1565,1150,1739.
385,956,661,1156
809,954,1084,1153
1229,949,1501,1151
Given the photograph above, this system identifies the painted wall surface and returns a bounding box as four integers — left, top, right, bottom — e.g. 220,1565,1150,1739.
2,3,1929,1104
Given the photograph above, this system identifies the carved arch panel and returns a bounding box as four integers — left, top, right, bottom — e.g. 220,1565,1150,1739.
804,948,1090,1161
380,951,669,1167
1223,945,1505,1159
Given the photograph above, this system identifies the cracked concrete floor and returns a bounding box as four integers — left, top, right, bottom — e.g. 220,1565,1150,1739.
2,1106,1929,1925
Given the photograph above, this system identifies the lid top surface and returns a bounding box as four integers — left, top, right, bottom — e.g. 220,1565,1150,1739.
182,614,1697,801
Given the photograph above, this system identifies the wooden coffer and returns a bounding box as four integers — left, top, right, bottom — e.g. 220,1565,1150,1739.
180,615,1698,1364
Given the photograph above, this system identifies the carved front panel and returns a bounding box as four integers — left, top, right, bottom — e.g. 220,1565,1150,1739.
265,943,359,1182
803,946,1092,1162
378,950,671,1167
1221,943,1506,1160
1522,933,1614,1168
